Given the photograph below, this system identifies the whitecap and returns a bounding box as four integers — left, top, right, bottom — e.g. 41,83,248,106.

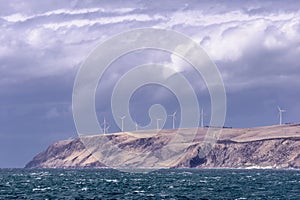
134,190,145,193
32,187,51,191
105,179,119,183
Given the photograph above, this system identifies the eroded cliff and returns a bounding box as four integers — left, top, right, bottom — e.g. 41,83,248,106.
25,124,300,169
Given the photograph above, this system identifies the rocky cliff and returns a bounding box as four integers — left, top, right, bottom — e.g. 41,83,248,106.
25,124,300,169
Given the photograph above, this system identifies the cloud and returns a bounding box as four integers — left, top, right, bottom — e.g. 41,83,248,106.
0,0,300,167
2,7,138,23
42,14,165,30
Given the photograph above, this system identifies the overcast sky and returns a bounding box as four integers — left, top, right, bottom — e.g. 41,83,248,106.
0,0,300,167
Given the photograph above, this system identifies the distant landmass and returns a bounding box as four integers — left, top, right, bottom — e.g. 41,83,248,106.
26,124,300,169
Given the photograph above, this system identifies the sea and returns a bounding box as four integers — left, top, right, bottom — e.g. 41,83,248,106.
0,168,299,199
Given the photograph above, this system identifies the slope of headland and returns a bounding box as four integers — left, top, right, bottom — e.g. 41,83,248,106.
25,124,300,169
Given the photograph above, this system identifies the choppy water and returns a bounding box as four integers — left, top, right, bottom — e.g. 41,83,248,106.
0,168,299,199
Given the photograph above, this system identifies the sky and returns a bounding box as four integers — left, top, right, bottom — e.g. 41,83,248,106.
0,0,300,167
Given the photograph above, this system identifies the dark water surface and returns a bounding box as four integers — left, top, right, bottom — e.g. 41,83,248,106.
0,168,299,199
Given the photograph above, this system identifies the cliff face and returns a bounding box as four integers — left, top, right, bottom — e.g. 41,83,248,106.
25,124,300,169
25,138,104,168
177,138,300,169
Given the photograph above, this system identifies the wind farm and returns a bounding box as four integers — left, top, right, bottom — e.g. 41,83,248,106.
26,103,300,170
100,104,291,135
26,122,300,169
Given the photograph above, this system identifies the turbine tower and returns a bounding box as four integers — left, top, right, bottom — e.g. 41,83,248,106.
119,116,126,132
105,125,110,134
102,117,109,134
201,108,204,128
156,118,162,130
135,122,139,131
278,106,286,125
168,111,177,129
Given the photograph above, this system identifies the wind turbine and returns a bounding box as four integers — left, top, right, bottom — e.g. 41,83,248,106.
201,108,205,128
102,117,109,134
135,122,139,131
168,111,177,129
105,125,110,134
119,115,126,132
278,106,286,125
156,118,162,130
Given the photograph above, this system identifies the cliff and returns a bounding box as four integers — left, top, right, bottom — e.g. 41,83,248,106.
25,124,300,169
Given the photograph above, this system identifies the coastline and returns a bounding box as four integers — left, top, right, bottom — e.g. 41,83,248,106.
25,124,300,169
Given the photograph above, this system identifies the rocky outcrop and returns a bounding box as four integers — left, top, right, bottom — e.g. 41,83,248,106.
175,138,300,168
25,138,104,168
25,124,300,169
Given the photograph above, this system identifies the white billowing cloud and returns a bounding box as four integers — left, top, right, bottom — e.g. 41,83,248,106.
26,28,45,47
156,10,300,62
2,13,27,22
2,7,136,23
42,7,135,16
43,14,165,30
1,2,300,91
199,20,266,61
163,53,189,79
44,104,72,119
264,34,286,50
162,39,201,79
159,10,298,28
263,19,300,50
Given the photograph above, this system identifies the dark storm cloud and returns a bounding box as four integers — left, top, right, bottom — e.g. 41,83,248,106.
0,0,299,167
0,70,77,167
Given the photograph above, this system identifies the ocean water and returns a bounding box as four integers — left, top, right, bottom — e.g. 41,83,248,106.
0,169,299,199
